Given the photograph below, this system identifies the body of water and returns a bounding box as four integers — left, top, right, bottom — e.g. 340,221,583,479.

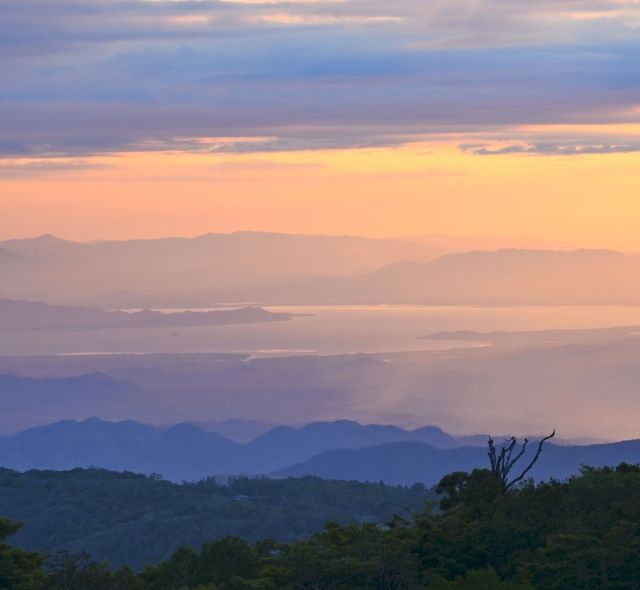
3,305,640,356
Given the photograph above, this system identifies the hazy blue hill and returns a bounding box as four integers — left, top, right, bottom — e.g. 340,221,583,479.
2,418,158,471
2,417,638,485
277,442,485,485
245,420,457,472
0,419,244,481
0,417,152,469
410,425,458,448
277,439,640,486
0,418,456,480
0,468,430,569
135,423,244,482
247,420,411,472
195,419,277,442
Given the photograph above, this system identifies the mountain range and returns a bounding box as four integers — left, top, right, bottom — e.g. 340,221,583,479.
277,439,640,486
0,232,436,305
3,232,640,306
353,248,640,305
1,418,638,485
260,248,640,305
0,418,456,482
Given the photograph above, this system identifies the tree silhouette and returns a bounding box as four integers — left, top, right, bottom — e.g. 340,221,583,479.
488,430,555,491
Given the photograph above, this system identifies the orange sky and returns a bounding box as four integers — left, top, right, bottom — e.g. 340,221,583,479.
3,0,640,249
2,137,640,250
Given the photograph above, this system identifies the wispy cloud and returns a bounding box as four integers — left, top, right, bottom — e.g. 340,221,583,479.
461,142,640,156
0,158,111,177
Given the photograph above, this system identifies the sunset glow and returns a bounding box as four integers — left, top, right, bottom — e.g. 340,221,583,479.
2,140,640,248
2,0,639,245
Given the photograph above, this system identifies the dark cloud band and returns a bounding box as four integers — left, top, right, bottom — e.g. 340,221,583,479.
2,0,640,157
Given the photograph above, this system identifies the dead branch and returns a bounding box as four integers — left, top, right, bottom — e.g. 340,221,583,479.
487,430,555,491
504,430,555,490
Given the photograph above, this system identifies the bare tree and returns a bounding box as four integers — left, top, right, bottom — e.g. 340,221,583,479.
487,430,555,491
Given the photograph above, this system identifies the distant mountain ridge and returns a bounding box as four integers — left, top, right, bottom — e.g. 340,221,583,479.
0,418,457,481
1,418,637,485
278,438,640,486
242,420,458,472
301,248,640,304
169,247,640,306
0,231,439,305
346,248,640,305
3,232,637,305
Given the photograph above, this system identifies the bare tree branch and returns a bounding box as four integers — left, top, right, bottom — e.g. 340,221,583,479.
486,430,555,491
504,430,555,490
503,438,528,481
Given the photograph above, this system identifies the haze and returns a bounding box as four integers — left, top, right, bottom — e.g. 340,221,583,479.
4,4,640,586
1,1,639,475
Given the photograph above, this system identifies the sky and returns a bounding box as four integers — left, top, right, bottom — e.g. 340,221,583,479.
2,0,640,247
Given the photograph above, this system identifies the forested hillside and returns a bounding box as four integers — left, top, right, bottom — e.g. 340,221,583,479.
3,464,640,589
0,469,430,569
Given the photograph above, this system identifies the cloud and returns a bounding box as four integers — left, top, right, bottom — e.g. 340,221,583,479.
1,0,640,157
460,141,640,156
0,159,111,177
